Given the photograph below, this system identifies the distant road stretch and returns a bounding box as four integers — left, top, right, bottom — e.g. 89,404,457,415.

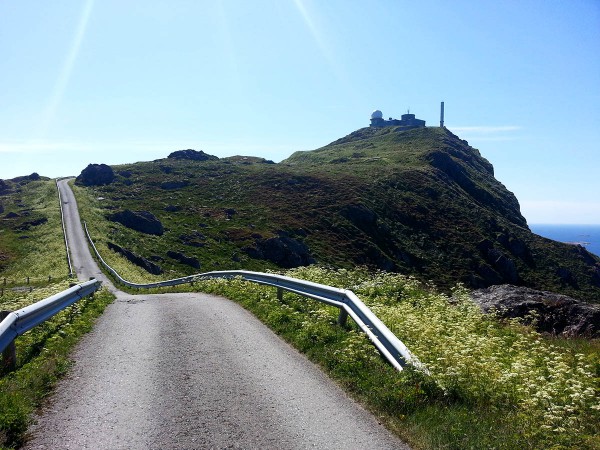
23,179,409,449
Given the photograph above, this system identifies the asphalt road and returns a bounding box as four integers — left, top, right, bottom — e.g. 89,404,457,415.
23,180,409,449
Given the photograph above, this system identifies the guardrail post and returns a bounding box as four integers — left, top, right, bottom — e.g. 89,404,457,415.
337,308,348,327
277,287,283,301
0,311,17,372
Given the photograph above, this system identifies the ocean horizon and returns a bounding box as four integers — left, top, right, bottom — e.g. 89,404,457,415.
529,224,600,257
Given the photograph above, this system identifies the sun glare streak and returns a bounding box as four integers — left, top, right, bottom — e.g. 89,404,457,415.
291,0,356,99
39,0,94,136
292,0,327,57
215,1,241,92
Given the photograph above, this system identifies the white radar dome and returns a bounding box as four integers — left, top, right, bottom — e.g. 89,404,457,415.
371,110,383,119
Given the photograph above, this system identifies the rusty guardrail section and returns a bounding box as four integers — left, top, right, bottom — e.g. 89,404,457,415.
83,222,422,371
0,279,102,368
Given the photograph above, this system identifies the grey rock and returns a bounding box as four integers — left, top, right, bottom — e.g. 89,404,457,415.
108,210,164,236
167,149,219,161
471,284,600,338
167,250,200,269
107,242,163,275
76,164,115,186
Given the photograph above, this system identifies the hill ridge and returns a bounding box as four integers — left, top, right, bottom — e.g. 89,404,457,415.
69,126,599,302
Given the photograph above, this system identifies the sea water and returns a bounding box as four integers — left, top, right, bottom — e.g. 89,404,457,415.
529,224,600,257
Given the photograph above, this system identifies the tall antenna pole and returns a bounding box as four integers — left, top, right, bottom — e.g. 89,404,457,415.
440,101,445,128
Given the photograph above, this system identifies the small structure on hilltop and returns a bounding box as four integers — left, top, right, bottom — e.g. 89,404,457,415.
369,109,426,129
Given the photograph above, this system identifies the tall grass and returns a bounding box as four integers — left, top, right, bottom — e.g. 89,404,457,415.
194,267,600,449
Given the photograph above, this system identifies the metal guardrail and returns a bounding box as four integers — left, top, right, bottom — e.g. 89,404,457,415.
83,222,422,371
0,279,102,357
56,179,74,277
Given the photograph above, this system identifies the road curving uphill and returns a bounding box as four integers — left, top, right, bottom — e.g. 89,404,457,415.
23,179,409,449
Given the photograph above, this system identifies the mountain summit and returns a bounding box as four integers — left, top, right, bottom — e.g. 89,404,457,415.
77,126,600,301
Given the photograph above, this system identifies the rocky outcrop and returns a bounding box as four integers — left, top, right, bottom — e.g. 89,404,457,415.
167,149,219,162
76,164,115,186
12,173,41,183
470,284,600,338
108,210,164,235
107,242,163,275
243,235,314,268
167,250,200,269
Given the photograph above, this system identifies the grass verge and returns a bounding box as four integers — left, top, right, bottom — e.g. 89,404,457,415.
0,286,114,449
193,267,600,450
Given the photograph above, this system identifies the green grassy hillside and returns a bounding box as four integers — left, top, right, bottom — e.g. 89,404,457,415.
0,176,70,283
76,126,600,301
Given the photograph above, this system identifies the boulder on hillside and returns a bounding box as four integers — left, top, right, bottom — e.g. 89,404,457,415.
108,210,164,235
12,173,41,184
107,242,163,275
243,234,314,268
76,164,115,186
470,284,600,338
167,250,201,269
167,149,219,161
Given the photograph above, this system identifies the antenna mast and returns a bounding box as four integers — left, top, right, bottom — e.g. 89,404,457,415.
440,101,445,128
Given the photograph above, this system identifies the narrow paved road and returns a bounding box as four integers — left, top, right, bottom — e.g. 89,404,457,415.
23,179,409,449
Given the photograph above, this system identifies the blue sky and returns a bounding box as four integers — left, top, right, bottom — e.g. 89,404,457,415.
1,0,599,224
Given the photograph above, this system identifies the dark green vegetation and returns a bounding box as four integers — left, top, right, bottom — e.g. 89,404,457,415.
77,126,600,301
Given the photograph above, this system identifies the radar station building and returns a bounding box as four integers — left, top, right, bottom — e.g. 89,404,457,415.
369,110,426,130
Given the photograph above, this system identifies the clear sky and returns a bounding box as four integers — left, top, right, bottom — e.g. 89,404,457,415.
1,0,599,224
